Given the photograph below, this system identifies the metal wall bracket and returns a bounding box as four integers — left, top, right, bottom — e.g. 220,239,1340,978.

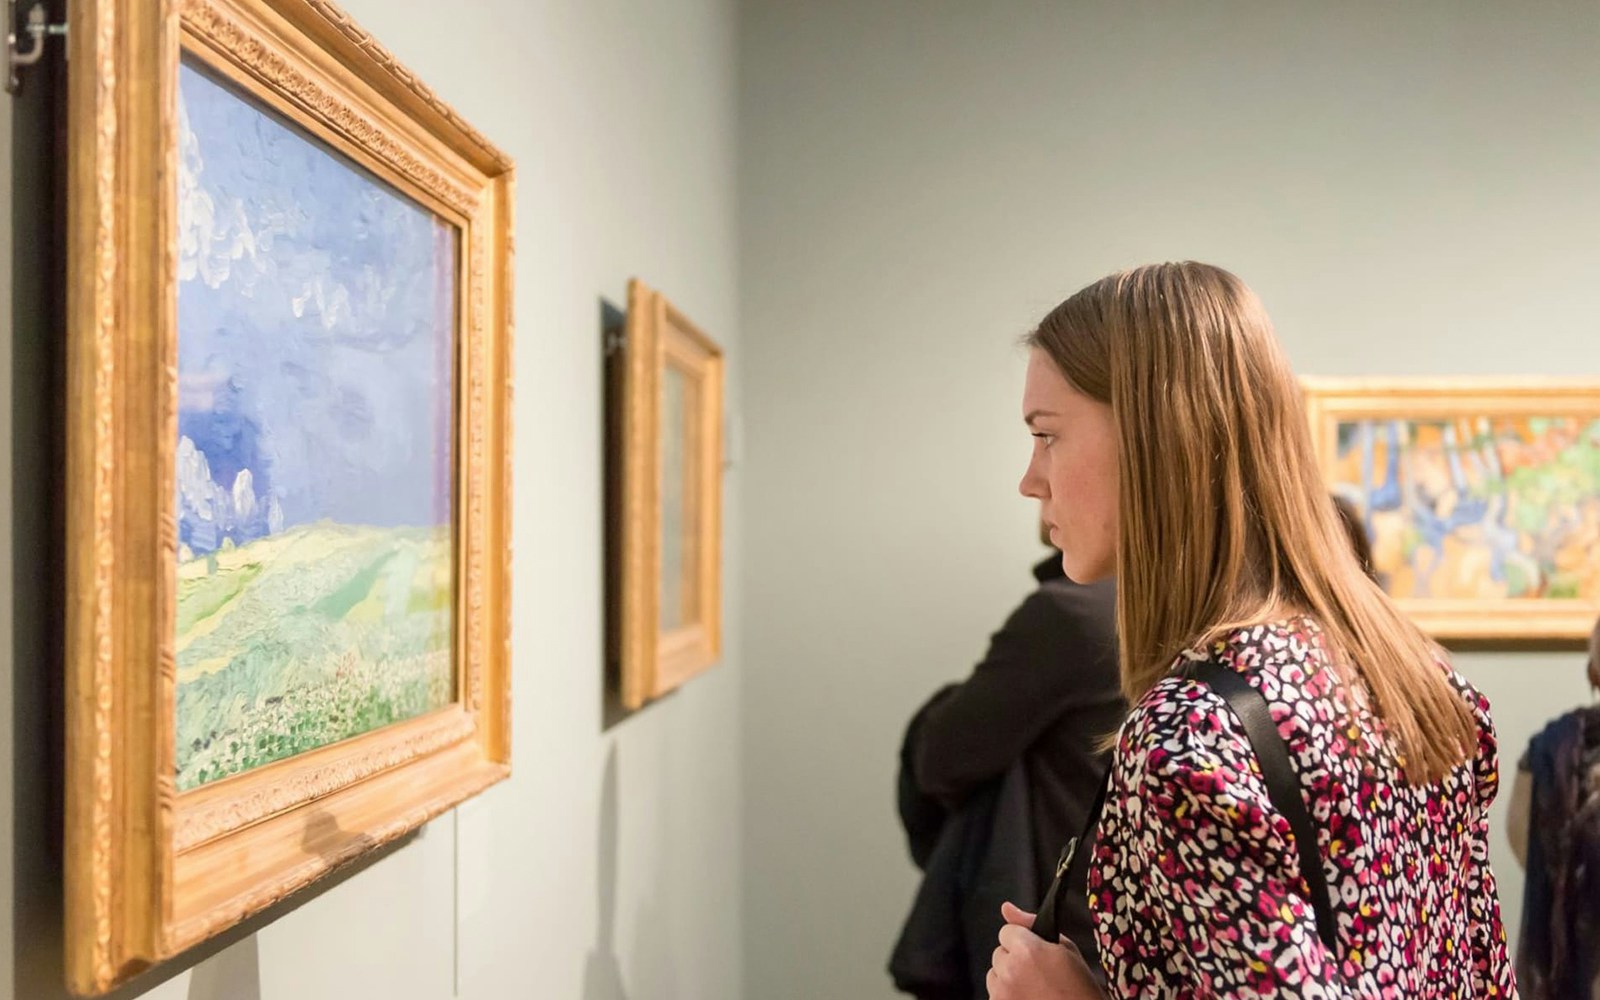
8,0,67,95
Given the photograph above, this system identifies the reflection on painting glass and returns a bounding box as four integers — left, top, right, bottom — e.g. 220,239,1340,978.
174,60,457,790
1332,416,1600,602
661,365,689,631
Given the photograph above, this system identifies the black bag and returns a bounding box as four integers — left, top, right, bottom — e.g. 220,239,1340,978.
1031,659,1338,951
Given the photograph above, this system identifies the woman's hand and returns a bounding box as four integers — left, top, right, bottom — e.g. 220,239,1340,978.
986,902,1107,1000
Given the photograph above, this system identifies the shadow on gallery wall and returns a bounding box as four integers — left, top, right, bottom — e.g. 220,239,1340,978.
184,936,261,1000
580,742,686,1000
601,298,633,733
8,16,416,998
581,743,627,1000
11,5,70,993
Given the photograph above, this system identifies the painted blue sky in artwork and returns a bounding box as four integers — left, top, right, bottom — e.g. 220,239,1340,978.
176,59,455,553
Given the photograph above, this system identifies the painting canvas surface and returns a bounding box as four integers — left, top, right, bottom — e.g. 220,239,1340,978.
660,364,688,631
1331,415,1600,603
175,60,457,790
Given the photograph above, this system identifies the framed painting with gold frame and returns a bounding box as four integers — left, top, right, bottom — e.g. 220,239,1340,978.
1303,377,1600,641
64,0,513,992
617,279,724,710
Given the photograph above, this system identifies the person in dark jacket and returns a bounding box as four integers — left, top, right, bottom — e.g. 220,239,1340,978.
891,524,1123,999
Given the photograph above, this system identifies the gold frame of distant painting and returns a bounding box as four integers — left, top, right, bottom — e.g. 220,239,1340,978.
1303,377,1600,642
619,280,725,710
64,0,513,992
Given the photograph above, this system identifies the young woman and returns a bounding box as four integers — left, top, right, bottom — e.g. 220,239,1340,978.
987,263,1515,998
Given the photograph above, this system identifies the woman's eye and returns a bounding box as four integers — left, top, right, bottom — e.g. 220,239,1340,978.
1031,432,1055,445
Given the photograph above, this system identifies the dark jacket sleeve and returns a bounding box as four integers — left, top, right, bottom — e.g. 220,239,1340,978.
897,684,958,870
907,581,1118,806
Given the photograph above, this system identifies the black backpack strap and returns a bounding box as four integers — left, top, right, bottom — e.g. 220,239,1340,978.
1030,769,1109,943
1185,659,1339,951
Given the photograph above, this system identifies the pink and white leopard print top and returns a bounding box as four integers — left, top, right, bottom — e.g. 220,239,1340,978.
1087,618,1516,998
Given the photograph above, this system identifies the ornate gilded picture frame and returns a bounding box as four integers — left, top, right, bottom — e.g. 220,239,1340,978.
65,0,513,992
618,280,724,710
1303,377,1600,641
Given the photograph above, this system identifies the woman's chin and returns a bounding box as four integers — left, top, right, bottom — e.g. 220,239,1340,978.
1060,551,1113,585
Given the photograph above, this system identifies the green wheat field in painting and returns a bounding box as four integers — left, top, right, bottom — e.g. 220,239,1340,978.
175,524,453,790
174,62,458,791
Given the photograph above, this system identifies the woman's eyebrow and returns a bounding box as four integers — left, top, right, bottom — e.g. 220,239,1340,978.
1024,410,1059,426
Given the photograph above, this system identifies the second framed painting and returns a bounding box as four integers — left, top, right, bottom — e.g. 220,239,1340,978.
1304,378,1600,641
614,280,726,710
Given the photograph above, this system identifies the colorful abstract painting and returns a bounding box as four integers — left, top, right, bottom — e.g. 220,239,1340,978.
1331,416,1600,604
174,60,457,790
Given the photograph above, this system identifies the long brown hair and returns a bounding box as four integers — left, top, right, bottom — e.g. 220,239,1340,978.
1330,494,1377,581
1027,262,1476,783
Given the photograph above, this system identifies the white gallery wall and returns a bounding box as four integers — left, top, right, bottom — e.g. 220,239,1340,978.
6,0,744,998
738,2,1600,997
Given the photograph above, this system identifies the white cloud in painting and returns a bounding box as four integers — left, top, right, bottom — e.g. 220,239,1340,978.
176,435,223,529
232,468,258,526
178,95,263,292
176,85,419,343
176,435,284,554
290,276,354,331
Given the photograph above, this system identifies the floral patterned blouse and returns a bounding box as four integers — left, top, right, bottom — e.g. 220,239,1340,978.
1087,619,1516,998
